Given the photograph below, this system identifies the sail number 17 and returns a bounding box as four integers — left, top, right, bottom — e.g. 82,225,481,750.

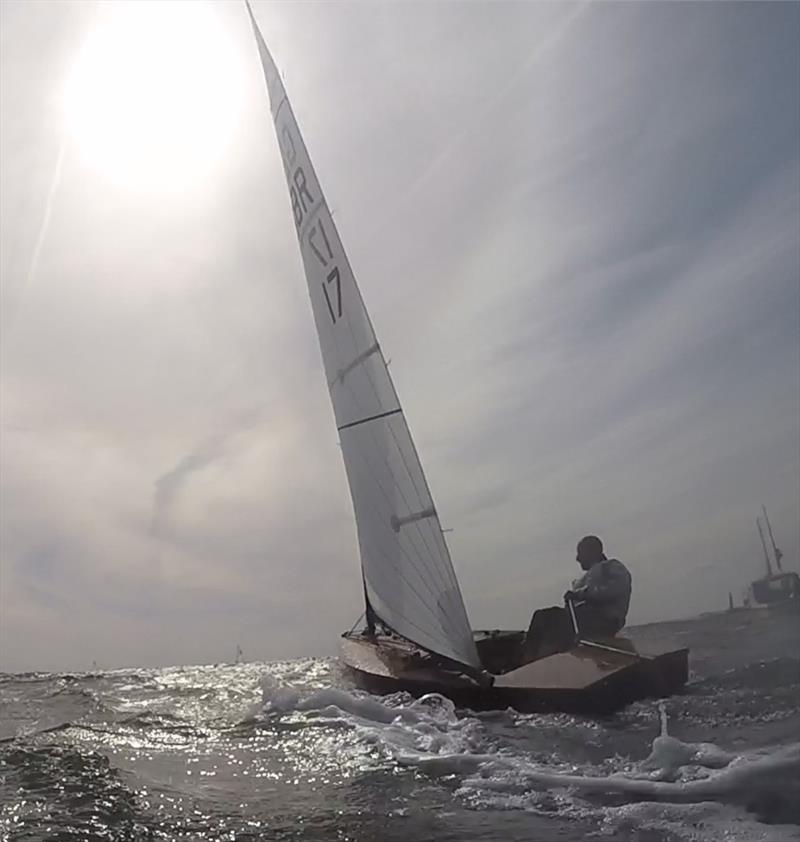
308,215,342,324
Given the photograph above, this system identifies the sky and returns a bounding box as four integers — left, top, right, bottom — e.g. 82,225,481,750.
0,0,798,673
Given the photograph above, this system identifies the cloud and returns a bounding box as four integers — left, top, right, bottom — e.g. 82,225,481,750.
150,405,265,541
1,0,797,670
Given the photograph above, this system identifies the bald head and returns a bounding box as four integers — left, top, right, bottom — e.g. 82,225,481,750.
576,535,605,570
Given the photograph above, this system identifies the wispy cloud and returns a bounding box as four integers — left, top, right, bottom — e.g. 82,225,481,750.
150,405,265,541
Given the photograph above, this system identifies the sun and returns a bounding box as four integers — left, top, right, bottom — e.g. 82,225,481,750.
63,1,246,194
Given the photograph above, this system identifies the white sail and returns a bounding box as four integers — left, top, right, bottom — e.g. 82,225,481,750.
246,4,480,669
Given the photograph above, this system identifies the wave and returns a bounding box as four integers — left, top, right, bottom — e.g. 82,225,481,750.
258,678,800,839
0,706,208,748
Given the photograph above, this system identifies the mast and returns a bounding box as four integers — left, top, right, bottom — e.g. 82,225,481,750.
244,1,480,670
757,517,773,578
762,505,784,572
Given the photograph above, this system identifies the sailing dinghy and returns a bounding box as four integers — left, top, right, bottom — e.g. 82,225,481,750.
246,5,688,714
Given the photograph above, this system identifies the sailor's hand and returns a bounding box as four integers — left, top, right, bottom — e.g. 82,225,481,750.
563,589,577,602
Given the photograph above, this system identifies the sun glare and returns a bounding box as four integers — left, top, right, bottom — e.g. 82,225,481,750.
63,1,246,194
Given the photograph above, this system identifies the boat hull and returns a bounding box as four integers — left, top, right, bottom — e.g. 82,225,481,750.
340,631,688,715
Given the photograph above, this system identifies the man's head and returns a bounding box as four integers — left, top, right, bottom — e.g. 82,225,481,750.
576,535,605,570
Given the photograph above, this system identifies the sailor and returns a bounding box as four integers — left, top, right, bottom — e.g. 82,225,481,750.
564,535,631,637
521,535,631,662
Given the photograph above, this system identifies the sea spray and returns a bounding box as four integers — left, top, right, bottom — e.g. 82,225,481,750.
259,679,800,835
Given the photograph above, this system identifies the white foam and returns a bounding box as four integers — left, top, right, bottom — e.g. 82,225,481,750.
401,738,800,800
258,680,800,840
598,801,800,842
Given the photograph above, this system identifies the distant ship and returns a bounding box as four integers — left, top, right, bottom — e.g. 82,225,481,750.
749,506,799,609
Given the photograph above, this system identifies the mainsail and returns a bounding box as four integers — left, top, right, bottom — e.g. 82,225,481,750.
246,4,480,669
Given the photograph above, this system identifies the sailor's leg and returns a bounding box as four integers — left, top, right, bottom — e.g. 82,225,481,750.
521,606,573,663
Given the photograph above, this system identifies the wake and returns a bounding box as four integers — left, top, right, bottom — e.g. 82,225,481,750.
259,678,800,839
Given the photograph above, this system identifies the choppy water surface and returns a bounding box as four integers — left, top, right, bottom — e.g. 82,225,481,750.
2,610,799,841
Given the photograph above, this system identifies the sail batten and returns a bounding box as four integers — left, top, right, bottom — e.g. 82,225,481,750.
246,3,480,669
337,409,402,433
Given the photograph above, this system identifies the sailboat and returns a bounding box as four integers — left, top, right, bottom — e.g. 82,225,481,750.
245,4,688,713
750,509,799,609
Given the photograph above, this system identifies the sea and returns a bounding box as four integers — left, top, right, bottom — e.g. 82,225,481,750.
1,609,798,842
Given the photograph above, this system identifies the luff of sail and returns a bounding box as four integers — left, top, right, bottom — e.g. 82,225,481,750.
245,3,480,670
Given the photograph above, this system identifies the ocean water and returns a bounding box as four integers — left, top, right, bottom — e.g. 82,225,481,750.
1,610,799,842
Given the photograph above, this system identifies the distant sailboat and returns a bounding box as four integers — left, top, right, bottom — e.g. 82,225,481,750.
750,509,799,608
244,2,688,712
